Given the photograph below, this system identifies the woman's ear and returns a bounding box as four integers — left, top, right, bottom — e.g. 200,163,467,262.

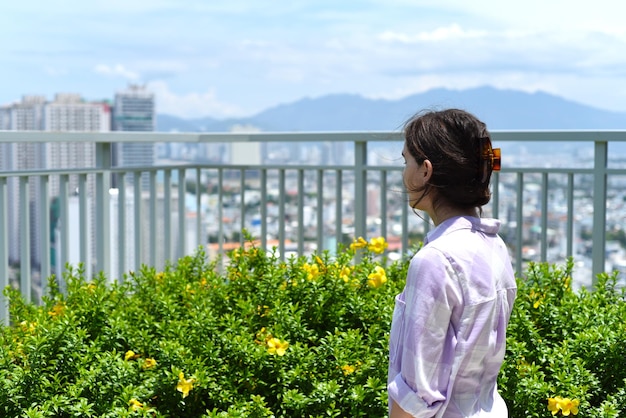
422,159,433,183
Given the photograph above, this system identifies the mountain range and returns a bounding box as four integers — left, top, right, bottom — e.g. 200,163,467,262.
156,86,626,133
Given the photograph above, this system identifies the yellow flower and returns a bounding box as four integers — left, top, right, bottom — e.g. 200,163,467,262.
176,372,195,398
529,289,544,308
548,397,579,416
255,327,270,344
564,276,571,289
124,350,138,361
302,263,320,280
339,265,353,283
142,358,157,369
267,337,289,356
257,305,270,317
368,237,388,254
48,303,64,317
560,398,579,416
367,266,387,288
315,255,324,266
548,397,561,415
129,398,143,411
341,364,356,375
20,321,36,333
349,237,368,251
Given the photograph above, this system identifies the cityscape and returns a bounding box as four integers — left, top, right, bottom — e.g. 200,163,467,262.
2,87,626,298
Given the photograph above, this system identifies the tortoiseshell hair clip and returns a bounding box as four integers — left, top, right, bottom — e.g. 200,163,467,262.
480,137,501,183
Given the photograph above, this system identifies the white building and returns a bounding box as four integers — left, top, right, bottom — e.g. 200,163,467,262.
1,93,111,281
112,85,156,190
44,93,111,132
0,105,11,130
108,188,183,279
10,95,46,130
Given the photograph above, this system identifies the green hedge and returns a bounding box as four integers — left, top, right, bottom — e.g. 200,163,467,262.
500,259,626,417
1,239,625,417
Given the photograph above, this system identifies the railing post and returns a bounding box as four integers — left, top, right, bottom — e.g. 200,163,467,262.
200,168,205,258
118,172,126,282
0,177,8,324
95,142,111,280
592,140,608,282
59,175,69,289
218,168,224,265
278,169,286,261
260,169,268,250
566,173,574,259
540,173,548,262
19,177,31,303
354,140,367,240
164,169,172,262
515,173,524,278
317,169,324,253
39,175,50,299
177,168,186,260
149,170,157,267
133,172,142,272
380,171,387,239
491,172,500,219
335,170,343,249
297,169,304,254
78,174,88,278
240,169,246,247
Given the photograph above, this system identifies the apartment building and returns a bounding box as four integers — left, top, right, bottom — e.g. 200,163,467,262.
1,94,110,280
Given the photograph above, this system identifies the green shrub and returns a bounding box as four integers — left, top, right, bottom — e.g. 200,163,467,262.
1,240,626,417
0,238,406,417
501,258,626,417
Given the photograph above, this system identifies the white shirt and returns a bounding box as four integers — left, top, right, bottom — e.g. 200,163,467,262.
388,216,517,417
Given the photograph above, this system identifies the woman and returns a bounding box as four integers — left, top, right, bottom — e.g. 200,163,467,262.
388,109,517,417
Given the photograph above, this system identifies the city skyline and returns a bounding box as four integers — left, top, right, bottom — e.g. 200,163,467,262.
2,1,626,119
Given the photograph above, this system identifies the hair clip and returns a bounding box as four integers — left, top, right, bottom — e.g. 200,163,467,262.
480,137,501,183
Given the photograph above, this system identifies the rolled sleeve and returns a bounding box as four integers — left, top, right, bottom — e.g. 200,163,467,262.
388,372,445,417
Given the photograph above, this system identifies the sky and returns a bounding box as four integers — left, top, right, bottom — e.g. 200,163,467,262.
2,0,626,119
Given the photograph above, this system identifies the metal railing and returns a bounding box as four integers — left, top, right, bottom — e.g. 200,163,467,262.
1,129,626,323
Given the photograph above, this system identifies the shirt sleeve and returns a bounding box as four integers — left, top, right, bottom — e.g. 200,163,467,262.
388,247,463,417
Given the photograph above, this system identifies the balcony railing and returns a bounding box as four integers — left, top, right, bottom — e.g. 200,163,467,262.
2,129,626,324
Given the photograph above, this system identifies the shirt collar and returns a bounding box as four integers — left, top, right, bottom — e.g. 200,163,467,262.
424,216,501,245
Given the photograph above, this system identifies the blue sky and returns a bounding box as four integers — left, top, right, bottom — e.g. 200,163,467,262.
2,0,626,118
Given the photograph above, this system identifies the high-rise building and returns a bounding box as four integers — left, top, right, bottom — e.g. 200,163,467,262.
0,105,11,130
1,96,48,272
112,85,155,132
44,93,111,132
112,85,156,190
1,94,111,282
11,95,46,130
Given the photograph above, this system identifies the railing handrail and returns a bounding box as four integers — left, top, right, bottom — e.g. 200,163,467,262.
2,129,626,144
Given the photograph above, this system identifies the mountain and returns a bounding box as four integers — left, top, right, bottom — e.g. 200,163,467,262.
157,114,219,132
156,86,626,132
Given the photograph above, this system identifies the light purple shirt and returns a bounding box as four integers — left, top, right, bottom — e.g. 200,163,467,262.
388,216,517,417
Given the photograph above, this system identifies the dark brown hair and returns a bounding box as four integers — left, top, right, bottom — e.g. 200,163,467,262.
403,108,493,212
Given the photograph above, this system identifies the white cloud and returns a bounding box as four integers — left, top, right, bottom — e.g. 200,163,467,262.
379,24,488,43
94,64,140,81
147,80,244,119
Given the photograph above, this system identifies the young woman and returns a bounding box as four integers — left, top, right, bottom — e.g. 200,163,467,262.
388,109,517,417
